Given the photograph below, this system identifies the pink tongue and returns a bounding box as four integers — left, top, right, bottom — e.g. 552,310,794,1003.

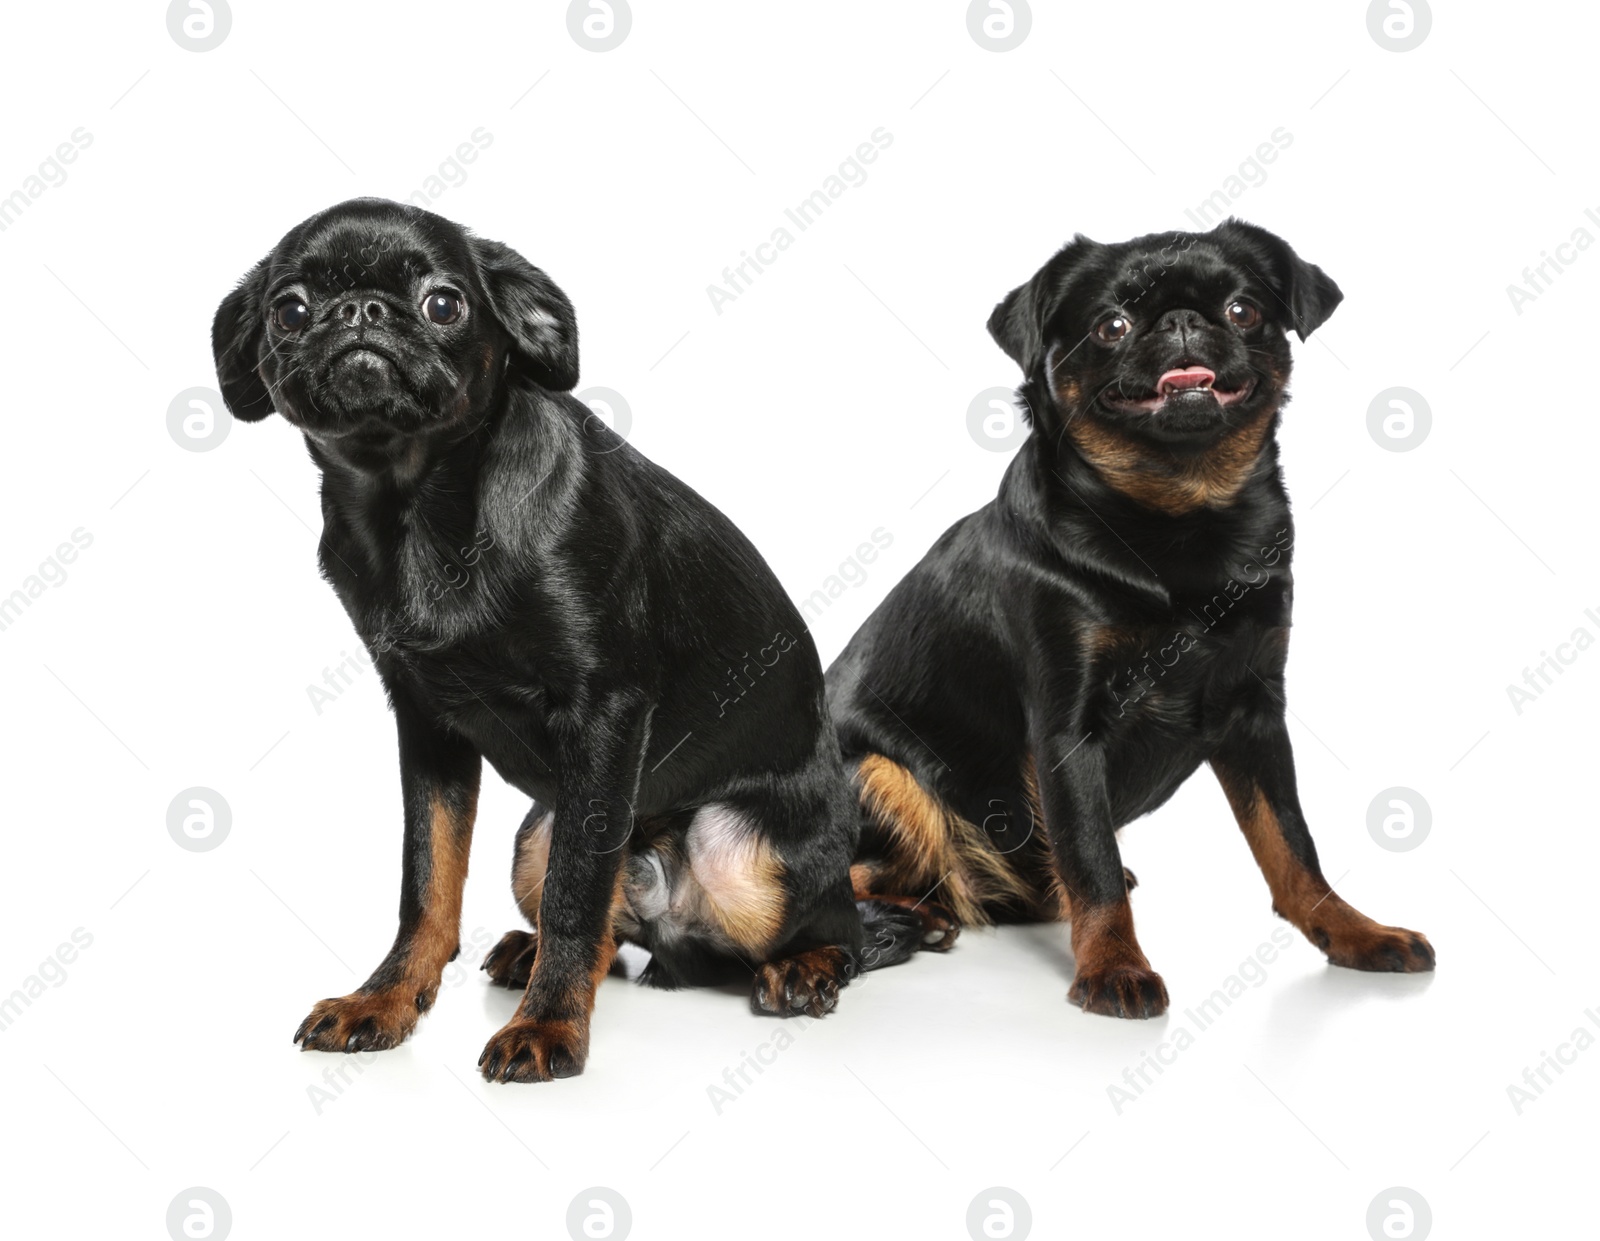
1157,367,1216,394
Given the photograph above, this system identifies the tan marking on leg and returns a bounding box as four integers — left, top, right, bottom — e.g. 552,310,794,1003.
512,810,553,923
1065,895,1168,1017
1213,765,1434,971
1213,768,1327,921
296,784,477,1052
408,789,475,996
1069,898,1144,975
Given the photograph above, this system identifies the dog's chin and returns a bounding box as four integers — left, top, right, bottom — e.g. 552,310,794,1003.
277,349,439,431
273,359,458,472
320,347,416,414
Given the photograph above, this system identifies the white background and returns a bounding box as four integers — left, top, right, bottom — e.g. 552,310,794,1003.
1,1,1594,1238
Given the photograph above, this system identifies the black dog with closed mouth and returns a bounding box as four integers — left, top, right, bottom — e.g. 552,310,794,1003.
212,198,925,1082
828,220,1434,1018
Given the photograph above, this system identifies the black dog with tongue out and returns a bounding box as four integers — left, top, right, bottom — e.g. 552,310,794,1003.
828,219,1435,1018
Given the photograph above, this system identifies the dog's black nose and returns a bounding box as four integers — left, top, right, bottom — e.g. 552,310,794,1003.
1153,307,1206,341
337,298,386,327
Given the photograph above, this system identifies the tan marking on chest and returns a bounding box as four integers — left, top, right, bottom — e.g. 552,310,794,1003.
1065,409,1276,515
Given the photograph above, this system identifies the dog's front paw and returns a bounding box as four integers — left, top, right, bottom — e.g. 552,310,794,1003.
482,929,539,989
294,987,429,1052
1315,921,1435,973
1068,966,1169,1019
478,1017,587,1083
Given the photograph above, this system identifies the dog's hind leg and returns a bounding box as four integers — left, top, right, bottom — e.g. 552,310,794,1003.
851,873,960,953
844,753,1043,946
482,804,552,990
479,696,648,1083
750,945,855,1017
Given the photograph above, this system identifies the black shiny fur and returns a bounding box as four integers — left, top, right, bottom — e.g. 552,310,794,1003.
212,198,917,1080
828,220,1433,1016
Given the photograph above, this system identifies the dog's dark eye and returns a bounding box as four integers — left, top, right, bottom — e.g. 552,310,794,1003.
1095,315,1131,343
423,291,463,325
1226,300,1260,329
274,299,309,331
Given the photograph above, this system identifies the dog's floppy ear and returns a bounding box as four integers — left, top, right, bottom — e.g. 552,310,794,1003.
211,257,276,421
474,237,579,392
987,275,1044,376
1217,219,1342,342
987,235,1095,375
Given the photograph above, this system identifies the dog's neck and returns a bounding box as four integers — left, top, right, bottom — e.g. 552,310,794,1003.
306,382,505,491
306,394,503,589
1059,406,1280,517
1001,416,1293,610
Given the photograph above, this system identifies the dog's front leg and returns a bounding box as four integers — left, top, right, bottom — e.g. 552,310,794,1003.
1035,730,1169,1018
478,694,647,1083
1210,665,1434,973
295,693,481,1052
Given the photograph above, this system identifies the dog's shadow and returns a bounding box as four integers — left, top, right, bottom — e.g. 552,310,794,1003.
1267,960,1435,1036
991,922,1433,1044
